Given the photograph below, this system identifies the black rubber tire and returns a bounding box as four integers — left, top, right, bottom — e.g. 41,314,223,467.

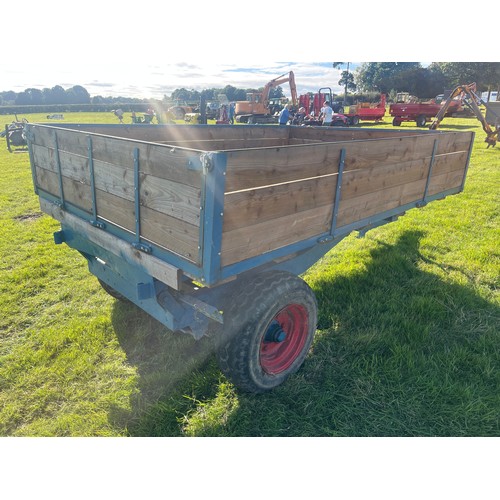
393,117,402,126
98,278,127,301
351,115,360,126
416,115,427,127
217,271,317,393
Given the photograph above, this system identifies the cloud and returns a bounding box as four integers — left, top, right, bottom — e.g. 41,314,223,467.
2,61,350,99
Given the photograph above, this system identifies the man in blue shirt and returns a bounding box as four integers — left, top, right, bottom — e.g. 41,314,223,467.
278,104,292,125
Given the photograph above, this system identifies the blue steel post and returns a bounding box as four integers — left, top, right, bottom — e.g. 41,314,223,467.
24,126,38,195
460,132,475,191
132,147,151,253
200,152,227,286
87,136,105,228
330,148,346,238
53,130,65,208
421,138,438,206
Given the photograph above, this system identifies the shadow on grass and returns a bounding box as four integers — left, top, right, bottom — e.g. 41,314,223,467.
110,229,499,437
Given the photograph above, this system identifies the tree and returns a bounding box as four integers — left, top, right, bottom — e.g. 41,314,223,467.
339,70,356,94
355,62,421,93
429,62,500,92
41,85,65,104
66,85,91,104
15,88,44,105
221,85,246,102
269,86,285,99
171,88,200,103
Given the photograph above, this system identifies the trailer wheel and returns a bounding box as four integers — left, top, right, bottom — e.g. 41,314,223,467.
351,115,360,126
217,271,317,393
416,115,427,127
392,117,402,126
98,278,127,301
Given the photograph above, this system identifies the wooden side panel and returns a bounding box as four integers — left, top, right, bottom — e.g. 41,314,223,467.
30,126,202,262
336,132,472,228
220,130,472,268
221,142,343,266
30,124,473,276
225,142,344,192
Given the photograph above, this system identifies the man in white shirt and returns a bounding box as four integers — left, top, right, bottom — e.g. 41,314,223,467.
319,101,333,126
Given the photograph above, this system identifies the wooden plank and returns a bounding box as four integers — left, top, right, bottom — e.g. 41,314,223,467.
91,190,200,263
431,151,469,177
223,174,338,233
221,204,333,267
35,166,93,212
336,178,427,227
31,126,203,188
342,134,436,171
140,205,200,263
341,157,428,201
32,143,202,227
153,138,289,150
434,132,474,155
225,143,344,192
39,198,182,290
38,123,290,145
289,126,432,142
427,169,464,196
341,150,468,202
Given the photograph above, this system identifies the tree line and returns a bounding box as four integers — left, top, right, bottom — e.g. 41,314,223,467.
341,62,500,99
2,63,498,108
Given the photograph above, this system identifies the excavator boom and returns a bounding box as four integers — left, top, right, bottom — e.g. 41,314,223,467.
235,70,298,123
262,71,297,107
430,83,498,148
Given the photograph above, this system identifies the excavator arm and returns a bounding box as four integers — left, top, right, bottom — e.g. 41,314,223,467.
430,83,498,148
262,71,298,109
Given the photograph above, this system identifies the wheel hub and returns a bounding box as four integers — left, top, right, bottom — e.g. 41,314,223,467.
260,304,309,375
264,320,287,343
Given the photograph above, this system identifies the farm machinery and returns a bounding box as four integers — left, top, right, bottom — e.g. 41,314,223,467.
234,71,298,124
25,121,474,393
2,118,29,152
430,83,499,148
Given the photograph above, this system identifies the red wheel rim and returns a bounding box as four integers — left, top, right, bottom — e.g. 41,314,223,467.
260,304,309,375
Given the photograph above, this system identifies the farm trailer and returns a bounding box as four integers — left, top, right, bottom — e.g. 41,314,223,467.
389,101,442,127
25,123,474,393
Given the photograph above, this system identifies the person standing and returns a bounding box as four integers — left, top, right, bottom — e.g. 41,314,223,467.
229,102,235,124
319,101,333,126
278,104,292,125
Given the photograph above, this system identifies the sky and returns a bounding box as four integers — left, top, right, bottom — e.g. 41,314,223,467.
2,60,354,99
2,1,496,102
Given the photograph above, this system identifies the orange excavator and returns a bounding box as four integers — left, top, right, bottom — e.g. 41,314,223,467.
234,71,298,124
429,83,498,148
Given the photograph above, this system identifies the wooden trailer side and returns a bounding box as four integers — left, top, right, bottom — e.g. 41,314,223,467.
220,130,474,268
29,125,204,263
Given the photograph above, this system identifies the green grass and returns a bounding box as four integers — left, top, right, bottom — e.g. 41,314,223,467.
0,112,498,436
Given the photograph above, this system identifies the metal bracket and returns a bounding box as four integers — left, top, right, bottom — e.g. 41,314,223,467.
90,220,106,229
201,152,214,172
24,128,35,142
132,242,153,254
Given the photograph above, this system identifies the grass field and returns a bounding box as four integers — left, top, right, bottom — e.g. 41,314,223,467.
0,111,498,437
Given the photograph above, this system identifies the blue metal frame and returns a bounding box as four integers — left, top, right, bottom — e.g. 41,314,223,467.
330,148,346,237
199,152,227,285
420,138,438,206
53,129,65,208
